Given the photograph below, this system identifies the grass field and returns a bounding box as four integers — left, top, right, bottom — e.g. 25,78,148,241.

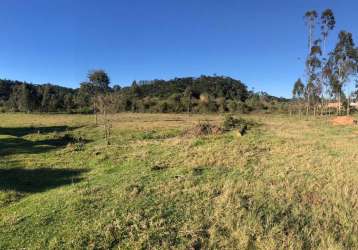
0,113,357,249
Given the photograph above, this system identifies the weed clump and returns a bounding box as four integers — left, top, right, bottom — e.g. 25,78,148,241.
223,115,251,135
184,121,222,137
126,184,143,196
151,162,169,171
223,115,247,131
192,166,205,176
62,134,87,152
0,191,24,207
184,116,253,137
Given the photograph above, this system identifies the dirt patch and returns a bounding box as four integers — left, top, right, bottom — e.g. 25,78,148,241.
331,116,358,126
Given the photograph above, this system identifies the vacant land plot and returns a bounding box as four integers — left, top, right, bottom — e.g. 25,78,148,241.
0,113,357,249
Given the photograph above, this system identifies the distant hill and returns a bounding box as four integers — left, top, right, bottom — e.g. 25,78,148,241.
0,76,288,113
121,76,249,100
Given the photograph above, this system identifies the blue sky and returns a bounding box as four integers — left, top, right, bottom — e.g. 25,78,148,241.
1,0,358,97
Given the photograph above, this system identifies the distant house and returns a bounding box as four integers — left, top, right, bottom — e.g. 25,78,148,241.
350,102,358,109
327,102,342,108
327,102,358,109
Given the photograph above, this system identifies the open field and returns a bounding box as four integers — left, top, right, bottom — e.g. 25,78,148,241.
0,113,357,249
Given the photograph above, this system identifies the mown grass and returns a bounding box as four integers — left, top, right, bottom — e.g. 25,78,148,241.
0,113,357,249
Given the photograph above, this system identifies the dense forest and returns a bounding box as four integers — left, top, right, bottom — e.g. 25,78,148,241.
0,74,288,114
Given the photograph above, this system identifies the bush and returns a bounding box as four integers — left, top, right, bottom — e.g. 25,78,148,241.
227,100,249,114
184,121,222,137
226,100,237,113
76,107,93,114
237,101,250,113
63,134,86,152
222,115,250,133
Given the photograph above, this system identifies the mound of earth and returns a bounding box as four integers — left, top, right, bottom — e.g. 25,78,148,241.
331,116,358,125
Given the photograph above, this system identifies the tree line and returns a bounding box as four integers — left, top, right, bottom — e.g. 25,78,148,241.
292,9,358,116
0,72,289,114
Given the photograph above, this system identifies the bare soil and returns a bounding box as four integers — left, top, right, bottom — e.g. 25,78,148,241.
331,116,358,125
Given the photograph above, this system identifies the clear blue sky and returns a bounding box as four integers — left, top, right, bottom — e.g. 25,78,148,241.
1,0,358,97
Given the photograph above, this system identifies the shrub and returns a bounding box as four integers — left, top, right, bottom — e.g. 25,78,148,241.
184,121,222,137
223,115,250,134
59,133,87,151
227,100,249,114
76,107,93,114
237,101,250,114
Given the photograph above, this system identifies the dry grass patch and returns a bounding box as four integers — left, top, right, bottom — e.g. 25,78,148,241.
0,113,358,249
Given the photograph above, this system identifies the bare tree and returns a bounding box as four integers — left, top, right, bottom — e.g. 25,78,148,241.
184,86,193,116
87,70,110,125
304,10,318,53
320,9,336,115
97,94,115,145
304,10,318,115
305,39,322,116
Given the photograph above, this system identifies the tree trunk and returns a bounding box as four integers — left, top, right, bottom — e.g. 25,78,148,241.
306,105,309,116
187,96,191,116
93,102,98,125
306,95,310,116
104,108,111,146
338,93,341,116
347,95,350,116
328,99,331,116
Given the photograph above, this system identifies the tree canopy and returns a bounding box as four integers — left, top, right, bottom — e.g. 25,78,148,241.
0,75,288,114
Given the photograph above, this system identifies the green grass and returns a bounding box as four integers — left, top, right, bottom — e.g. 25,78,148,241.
0,113,357,249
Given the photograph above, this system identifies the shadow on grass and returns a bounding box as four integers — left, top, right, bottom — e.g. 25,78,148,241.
0,167,88,193
0,136,90,156
0,126,78,137
0,125,90,156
